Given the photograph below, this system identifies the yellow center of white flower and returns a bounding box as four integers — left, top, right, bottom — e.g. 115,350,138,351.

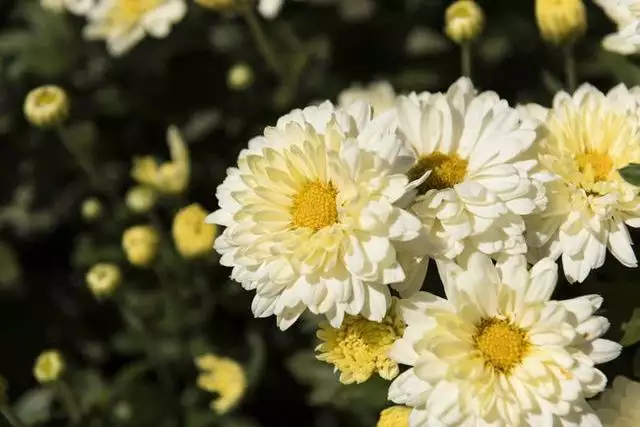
473,317,530,374
575,151,613,183
291,180,338,231
109,0,162,26
408,152,468,194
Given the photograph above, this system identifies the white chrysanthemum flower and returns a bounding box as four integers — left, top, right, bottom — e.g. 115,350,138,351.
595,0,640,55
338,81,396,117
592,376,640,426
386,77,544,261
208,101,424,330
73,0,187,56
524,84,640,283
388,253,622,427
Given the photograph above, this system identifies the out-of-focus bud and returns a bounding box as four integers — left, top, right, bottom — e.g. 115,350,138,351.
86,263,121,298
445,0,485,44
81,197,103,221
33,350,65,384
535,0,586,45
24,85,70,128
122,225,159,267
125,186,157,214
227,63,254,91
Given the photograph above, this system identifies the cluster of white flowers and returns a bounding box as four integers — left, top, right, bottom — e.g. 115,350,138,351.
595,0,640,55
210,78,640,426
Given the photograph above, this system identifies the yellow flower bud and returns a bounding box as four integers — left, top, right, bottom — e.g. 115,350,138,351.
125,186,157,214
172,203,217,258
86,263,121,298
195,0,237,11
81,197,103,221
33,350,65,383
196,354,246,414
122,225,159,267
24,85,69,128
445,0,485,44
227,63,254,91
377,406,411,427
535,0,586,45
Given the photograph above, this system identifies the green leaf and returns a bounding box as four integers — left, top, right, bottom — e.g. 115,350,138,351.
620,308,640,346
14,387,55,425
596,49,640,86
0,240,21,290
619,163,640,186
70,369,109,413
184,410,217,427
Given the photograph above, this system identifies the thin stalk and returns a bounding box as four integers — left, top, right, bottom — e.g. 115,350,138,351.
1,406,26,427
461,42,473,79
563,44,577,92
56,380,82,426
242,5,284,77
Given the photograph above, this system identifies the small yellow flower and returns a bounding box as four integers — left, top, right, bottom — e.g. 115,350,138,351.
195,0,237,11
81,197,103,221
445,0,485,44
227,63,254,91
535,0,586,45
24,85,69,128
33,350,65,383
377,406,412,427
131,126,190,195
86,263,121,298
172,203,216,258
315,305,405,384
122,225,159,267
195,354,246,414
125,185,157,214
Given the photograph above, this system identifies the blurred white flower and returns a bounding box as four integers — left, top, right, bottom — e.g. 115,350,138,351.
593,376,640,426
258,0,284,18
595,0,640,54
72,0,187,56
524,84,640,283
40,0,66,13
388,253,621,426
338,81,396,117
208,101,424,330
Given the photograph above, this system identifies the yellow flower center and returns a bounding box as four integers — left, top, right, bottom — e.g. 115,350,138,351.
316,314,405,384
377,406,412,427
291,180,338,231
109,0,162,27
34,88,59,107
408,152,468,194
473,317,530,374
575,151,613,182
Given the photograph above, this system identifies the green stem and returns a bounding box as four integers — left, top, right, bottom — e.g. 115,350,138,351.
461,42,472,79
242,5,284,77
563,44,577,92
56,380,82,426
1,406,26,427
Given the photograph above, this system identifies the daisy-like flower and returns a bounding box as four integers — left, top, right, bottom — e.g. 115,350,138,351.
524,84,640,283
387,77,544,261
74,0,187,56
592,376,640,426
388,253,622,426
594,0,640,55
208,101,424,330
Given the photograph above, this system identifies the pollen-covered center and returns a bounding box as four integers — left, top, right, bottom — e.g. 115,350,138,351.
575,151,613,182
110,0,162,26
408,151,468,194
473,317,530,375
291,180,338,231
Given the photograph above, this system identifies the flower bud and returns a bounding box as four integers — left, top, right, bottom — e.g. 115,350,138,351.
125,186,157,214
535,0,586,45
81,197,103,221
86,263,121,298
33,350,65,384
227,63,254,91
24,85,69,128
122,225,159,267
445,0,485,44
172,203,217,258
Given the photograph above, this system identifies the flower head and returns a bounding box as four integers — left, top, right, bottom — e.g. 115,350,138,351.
172,203,216,258
445,0,485,44
386,77,544,262
524,84,640,283
196,354,246,414
592,376,640,426
535,0,586,45
122,225,159,267
595,0,640,55
338,81,396,117
77,0,187,56
86,263,121,298
388,253,621,426
316,303,404,384
33,350,65,383
377,406,411,427
125,185,157,213
24,85,69,128
208,101,423,330
132,126,190,195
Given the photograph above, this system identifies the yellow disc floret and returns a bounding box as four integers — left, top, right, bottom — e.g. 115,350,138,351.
408,151,468,194
291,180,339,231
473,317,530,375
